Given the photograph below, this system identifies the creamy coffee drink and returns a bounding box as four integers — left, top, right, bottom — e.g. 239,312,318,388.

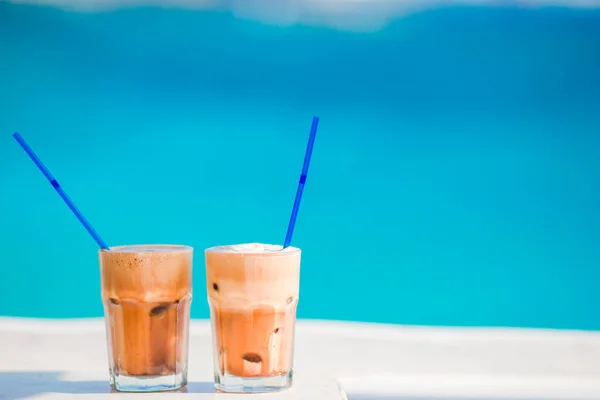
205,243,300,393
99,245,193,392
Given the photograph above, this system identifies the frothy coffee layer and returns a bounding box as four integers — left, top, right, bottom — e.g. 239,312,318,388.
205,244,300,307
101,245,192,302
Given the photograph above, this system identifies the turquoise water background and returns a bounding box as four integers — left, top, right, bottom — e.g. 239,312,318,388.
0,3,599,330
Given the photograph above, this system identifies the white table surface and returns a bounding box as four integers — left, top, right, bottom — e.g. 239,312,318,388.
1,318,600,400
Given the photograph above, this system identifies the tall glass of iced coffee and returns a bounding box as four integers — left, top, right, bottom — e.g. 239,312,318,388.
99,245,193,392
205,243,301,393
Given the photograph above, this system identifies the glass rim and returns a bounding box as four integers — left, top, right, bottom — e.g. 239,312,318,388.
99,244,193,254
205,243,300,256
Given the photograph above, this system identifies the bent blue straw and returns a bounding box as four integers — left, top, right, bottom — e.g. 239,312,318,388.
283,116,320,249
12,132,109,249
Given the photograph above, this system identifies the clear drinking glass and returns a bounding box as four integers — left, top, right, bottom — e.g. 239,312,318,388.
99,245,193,392
205,243,301,393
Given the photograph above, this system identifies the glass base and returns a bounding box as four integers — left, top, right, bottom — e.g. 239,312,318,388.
214,369,293,393
111,372,186,392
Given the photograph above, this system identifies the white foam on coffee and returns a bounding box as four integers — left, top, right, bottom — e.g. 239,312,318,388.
207,243,299,254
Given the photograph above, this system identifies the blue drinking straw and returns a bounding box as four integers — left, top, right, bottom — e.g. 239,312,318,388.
12,132,109,249
283,116,320,249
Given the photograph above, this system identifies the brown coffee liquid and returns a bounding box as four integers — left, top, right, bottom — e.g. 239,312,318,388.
100,245,192,378
209,303,297,377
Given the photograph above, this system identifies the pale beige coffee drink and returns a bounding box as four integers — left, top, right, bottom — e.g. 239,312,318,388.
99,245,193,392
205,243,301,393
